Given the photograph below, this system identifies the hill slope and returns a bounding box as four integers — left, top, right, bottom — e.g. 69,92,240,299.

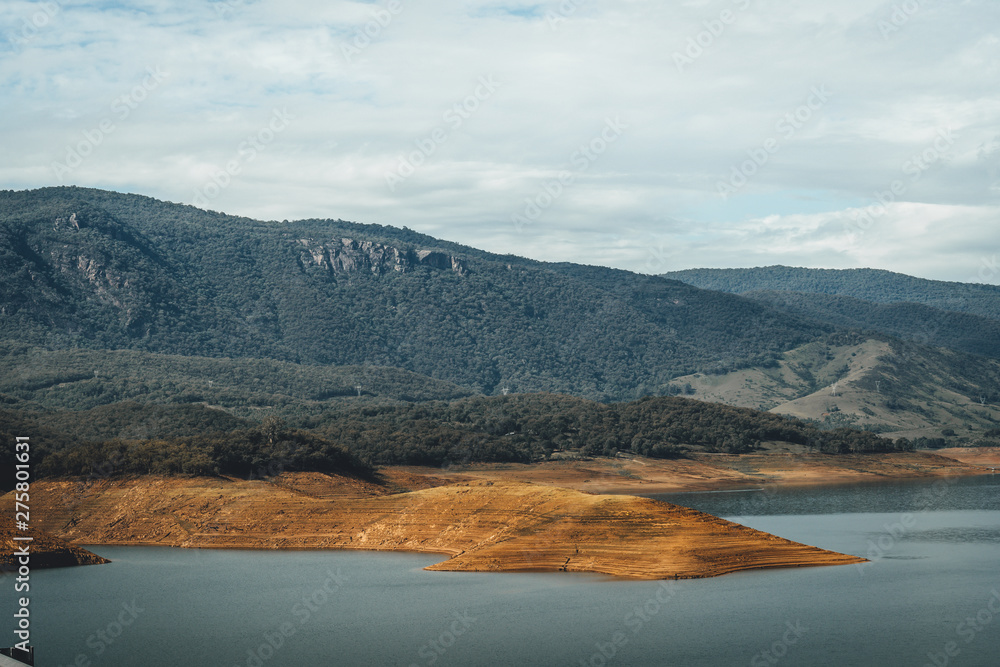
0,188,829,400
662,266,1000,320
742,290,1000,358
21,476,866,579
0,340,473,413
673,335,1000,441
663,267,1000,362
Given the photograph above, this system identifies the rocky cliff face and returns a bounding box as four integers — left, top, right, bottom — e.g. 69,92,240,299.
0,208,159,331
296,238,469,277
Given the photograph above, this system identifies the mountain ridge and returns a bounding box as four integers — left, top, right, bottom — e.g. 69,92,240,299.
0,187,828,400
663,266,1000,320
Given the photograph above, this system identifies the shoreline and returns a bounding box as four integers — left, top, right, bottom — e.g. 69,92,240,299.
9,449,995,578
18,476,865,580
380,449,998,496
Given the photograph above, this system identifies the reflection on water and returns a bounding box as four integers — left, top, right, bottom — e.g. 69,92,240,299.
651,474,1000,518
900,526,1000,544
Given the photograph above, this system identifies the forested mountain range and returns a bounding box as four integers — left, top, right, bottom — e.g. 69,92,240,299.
2,187,999,487
1,187,828,400
662,267,1000,360
662,266,1000,320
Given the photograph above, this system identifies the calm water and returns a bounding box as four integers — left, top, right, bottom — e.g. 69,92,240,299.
6,475,1000,666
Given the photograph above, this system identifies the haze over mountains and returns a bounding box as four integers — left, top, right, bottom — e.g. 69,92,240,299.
1,187,999,453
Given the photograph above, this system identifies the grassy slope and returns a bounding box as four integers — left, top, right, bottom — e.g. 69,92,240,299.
673,335,1000,440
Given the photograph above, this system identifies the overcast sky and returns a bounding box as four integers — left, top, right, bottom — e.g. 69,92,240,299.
2,0,999,283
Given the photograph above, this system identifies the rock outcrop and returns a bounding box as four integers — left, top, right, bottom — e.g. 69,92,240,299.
1,519,109,570
296,238,469,277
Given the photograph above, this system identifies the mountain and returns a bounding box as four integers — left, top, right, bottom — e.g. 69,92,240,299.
661,266,1000,320
663,267,1000,360
673,334,1000,442
2,188,998,452
0,187,829,400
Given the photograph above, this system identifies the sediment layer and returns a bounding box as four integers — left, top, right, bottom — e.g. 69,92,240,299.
1,519,110,569
18,475,864,579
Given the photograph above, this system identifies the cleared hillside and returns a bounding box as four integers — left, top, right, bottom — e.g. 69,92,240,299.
673,335,1000,441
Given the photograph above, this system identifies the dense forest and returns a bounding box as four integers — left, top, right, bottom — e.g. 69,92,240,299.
741,291,1000,359
306,394,910,466
0,187,827,400
664,267,1000,323
32,417,374,481
0,393,911,489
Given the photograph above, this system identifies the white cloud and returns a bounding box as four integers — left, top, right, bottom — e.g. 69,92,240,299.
1,0,998,283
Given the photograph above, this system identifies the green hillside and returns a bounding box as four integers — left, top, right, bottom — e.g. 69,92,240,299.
0,187,828,400
0,341,473,413
663,267,1000,321
1,393,910,487
743,291,1000,358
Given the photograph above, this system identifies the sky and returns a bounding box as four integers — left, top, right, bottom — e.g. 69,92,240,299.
1,0,999,284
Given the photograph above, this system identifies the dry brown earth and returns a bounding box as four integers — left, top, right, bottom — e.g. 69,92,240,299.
12,449,994,575
386,450,995,495
1,518,109,569
18,475,864,579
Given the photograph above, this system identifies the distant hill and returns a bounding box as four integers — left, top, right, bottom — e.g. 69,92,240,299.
663,267,1000,360
743,290,1000,359
0,187,829,400
673,334,1000,443
663,267,1000,321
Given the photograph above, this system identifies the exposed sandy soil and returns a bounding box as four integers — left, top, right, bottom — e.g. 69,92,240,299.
18,475,864,580
933,447,1000,468
1,517,109,569
385,450,995,495
12,450,993,576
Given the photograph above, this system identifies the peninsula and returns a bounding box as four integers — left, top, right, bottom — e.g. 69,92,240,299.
21,474,865,579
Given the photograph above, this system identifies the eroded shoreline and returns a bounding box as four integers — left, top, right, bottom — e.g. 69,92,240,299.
8,449,996,578
18,476,864,579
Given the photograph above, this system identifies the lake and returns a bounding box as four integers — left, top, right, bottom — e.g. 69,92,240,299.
7,474,1000,666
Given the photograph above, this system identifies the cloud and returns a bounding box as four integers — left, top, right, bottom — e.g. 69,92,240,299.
1,0,998,283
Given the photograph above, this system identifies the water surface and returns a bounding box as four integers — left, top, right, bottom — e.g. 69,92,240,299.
7,475,999,666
